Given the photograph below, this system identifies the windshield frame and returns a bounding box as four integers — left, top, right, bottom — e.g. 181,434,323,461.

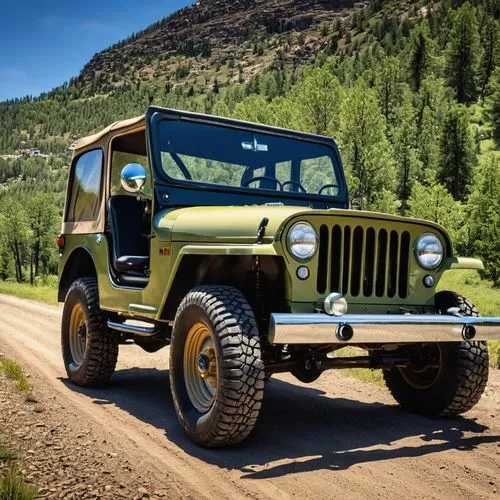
147,107,348,209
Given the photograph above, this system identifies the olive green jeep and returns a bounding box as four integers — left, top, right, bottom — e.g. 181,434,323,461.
58,107,500,447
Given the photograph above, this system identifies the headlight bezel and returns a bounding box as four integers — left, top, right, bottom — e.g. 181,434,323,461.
414,232,444,270
287,221,318,261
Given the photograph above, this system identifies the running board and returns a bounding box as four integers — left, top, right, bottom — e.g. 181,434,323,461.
107,320,160,337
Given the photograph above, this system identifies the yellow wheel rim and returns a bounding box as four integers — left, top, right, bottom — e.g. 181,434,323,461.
69,303,87,368
183,322,217,413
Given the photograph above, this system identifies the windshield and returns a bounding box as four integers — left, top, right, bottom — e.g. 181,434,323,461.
157,119,341,198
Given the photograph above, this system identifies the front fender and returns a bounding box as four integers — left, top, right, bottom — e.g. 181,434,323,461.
157,243,282,320
443,257,484,271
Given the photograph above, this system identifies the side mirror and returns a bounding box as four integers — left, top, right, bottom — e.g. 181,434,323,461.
120,163,147,193
350,197,364,211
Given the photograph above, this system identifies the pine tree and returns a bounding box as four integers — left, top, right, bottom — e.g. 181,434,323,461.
293,66,343,136
479,17,499,99
392,101,421,214
416,106,441,183
233,95,272,124
408,181,466,246
444,2,483,103
211,100,231,118
407,22,435,92
438,104,476,201
27,193,59,282
487,68,500,147
339,80,396,208
0,197,31,283
466,154,500,286
374,56,405,125
416,76,450,131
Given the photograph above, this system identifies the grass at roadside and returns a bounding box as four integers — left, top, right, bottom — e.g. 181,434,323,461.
0,437,37,500
0,443,16,461
0,281,57,305
0,365,38,500
438,270,500,317
336,352,384,386
0,358,31,395
0,467,38,500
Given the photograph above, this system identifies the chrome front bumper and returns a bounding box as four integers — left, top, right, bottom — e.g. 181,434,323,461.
269,313,500,345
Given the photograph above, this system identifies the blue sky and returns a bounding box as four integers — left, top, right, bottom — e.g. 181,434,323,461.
0,0,192,101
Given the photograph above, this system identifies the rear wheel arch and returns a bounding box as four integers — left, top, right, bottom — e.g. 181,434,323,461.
59,248,98,302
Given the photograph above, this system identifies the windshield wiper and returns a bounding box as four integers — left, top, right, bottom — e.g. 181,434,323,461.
169,152,192,180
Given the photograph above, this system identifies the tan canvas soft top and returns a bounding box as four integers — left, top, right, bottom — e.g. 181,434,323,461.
74,115,145,153
63,114,146,235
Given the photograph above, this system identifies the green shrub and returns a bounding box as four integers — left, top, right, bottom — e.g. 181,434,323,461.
0,468,38,500
0,359,31,395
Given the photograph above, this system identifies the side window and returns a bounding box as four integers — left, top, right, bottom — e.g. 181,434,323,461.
66,149,103,222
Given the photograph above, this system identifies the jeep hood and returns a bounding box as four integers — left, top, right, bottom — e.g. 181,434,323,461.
154,206,450,246
154,205,304,243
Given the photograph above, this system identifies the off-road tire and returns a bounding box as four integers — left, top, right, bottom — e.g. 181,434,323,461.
383,292,489,417
61,278,118,386
169,286,265,447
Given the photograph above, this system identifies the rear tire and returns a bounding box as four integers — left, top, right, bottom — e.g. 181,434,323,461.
383,292,489,417
169,286,264,447
61,278,118,386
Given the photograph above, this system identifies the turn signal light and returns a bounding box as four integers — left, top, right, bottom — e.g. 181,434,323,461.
324,293,348,316
56,235,65,249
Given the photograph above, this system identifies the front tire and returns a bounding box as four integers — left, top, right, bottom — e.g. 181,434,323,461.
61,278,118,386
383,292,489,417
169,286,265,447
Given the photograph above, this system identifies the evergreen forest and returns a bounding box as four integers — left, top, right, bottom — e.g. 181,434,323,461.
0,0,498,288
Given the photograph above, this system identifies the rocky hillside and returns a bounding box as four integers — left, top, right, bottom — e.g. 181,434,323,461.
76,0,363,92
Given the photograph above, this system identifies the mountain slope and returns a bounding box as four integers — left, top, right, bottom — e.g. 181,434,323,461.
1,0,372,151
79,0,358,88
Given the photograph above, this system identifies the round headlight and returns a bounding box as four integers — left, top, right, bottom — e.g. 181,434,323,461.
415,233,444,269
287,222,317,261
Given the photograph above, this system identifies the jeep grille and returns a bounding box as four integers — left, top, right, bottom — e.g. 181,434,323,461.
316,225,411,299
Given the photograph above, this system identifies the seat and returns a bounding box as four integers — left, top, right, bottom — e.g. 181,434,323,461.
108,196,150,282
115,255,150,273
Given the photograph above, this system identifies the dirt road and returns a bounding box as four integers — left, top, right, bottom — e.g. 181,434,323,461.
0,294,499,499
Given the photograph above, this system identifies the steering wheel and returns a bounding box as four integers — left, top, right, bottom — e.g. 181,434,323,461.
242,176,283,190
282,180,307,193
318,184,339,195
